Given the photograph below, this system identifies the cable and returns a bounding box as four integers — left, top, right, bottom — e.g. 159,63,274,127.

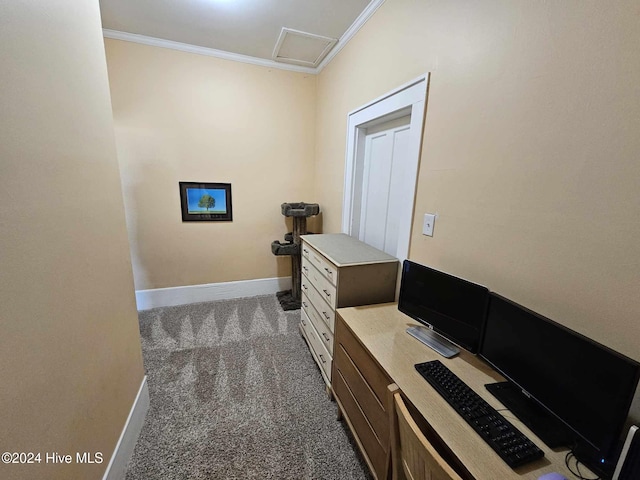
564,451,600,480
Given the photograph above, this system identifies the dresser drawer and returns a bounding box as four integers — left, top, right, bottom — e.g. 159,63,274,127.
301,276,335,332
302,292,334,355
334,342,388,448
301,242,337,286
334,368,388,479
301,309,332,382
335,314,391,407
302,256,337,309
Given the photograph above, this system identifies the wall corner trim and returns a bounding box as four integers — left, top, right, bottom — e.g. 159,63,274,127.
135,276,293,311
102,29,317,74
316,0,386,72
102,376,149,480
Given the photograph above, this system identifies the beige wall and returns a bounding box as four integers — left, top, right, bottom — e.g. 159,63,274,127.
316,0,640,370
0,2,144,479
105,40,318,291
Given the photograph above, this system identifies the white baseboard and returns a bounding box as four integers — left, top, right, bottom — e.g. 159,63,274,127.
135,276,293,311
102,376,149,480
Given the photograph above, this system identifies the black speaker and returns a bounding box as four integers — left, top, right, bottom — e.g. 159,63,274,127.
613,425,640,480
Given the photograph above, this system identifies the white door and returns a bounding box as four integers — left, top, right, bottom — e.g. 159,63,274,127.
358,116,411,256
343,74,428,263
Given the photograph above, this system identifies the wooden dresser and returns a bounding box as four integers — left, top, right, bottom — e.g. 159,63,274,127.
333,313,393,480
298,233,398,390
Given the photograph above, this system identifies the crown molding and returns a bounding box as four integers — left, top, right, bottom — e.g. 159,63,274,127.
103,0,385,75
102,29,317,74
316,0,386,72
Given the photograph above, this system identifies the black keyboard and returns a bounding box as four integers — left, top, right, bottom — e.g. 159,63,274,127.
415,360,544,468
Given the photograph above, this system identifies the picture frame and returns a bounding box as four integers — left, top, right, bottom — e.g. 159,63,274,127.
179,182,233,222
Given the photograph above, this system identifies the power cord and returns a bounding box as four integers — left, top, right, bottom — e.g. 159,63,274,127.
564,451,600,480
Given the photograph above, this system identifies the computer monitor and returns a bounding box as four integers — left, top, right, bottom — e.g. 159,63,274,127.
480,293,640,477
398,260,489,355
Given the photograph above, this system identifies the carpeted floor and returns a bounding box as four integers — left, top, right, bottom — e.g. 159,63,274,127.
126,294,371,479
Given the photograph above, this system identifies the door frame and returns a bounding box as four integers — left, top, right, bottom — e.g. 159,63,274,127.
342,73,429,263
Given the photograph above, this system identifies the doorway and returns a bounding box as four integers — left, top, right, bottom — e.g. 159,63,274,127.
342,74,429,262
358,114,411,255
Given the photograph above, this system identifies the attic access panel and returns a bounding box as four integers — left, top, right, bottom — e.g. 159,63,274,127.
272,27,337,68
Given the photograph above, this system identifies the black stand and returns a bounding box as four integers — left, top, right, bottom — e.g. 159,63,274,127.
485,381,574,448
572,441,616,479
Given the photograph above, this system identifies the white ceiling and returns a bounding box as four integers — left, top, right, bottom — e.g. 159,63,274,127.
100,0,379,72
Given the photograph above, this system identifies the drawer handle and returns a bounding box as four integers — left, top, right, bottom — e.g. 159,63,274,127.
322,289,331,298
303,266,308,272
303,248,309,254
324,268,333,276
319,354,326,364
322,311,330,320
302,283,308,290
301,319,306,326
302,302,308,308
322,333,330,342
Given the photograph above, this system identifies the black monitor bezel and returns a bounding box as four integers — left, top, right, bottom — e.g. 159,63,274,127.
398,260,490,353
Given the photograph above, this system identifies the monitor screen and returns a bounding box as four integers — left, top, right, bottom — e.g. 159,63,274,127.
398,260,489,353
480,293,640,468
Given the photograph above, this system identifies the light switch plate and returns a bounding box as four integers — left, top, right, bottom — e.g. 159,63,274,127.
423,214,435,236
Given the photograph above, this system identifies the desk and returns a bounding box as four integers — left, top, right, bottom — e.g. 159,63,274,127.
334,303,594,480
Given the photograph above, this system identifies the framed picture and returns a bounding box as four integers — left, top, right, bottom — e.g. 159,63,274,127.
179,182,233,222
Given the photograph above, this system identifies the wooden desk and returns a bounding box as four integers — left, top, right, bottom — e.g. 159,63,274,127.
335,303,594,480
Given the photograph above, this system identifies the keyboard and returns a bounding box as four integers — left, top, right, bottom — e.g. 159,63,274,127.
415,360,544,468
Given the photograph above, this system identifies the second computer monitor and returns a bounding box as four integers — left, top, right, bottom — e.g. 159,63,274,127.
480,293,640,475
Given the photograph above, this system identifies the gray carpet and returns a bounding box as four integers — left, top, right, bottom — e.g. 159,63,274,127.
126,294,371,479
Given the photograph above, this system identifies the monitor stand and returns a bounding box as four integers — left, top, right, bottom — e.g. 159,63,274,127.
406,326,460,358
485,381,575,448
573,437,615,479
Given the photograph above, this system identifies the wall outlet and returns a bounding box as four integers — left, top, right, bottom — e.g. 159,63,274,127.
422,213,435,236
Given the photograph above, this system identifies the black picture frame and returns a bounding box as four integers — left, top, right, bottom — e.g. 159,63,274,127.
179,182,233,222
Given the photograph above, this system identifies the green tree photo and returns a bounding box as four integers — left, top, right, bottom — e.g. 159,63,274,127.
198,194,215,211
